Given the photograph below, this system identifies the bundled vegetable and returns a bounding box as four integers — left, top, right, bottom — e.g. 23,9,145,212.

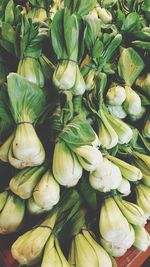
9,165,46,199
0,73,46,169
0,192,25,234
0,0,150,264
17,15,54,87
89,157,122,192
51,8,86,94
41,234,70,267
99,197,135,256
69,230,112,267
11,211,57,265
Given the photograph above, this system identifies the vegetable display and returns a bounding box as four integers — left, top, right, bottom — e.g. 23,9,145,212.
0,1,150,266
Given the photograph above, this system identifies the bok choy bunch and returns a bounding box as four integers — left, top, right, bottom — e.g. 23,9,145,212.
51,8,86,95
99,197,135,257
17,15,54,87
0,73,46,169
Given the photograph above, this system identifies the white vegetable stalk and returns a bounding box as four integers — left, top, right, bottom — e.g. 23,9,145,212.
100,226,135,258
129,106,146,122
33,170,60,210
108,105,127,119
117,178,131,196
107,154,143,182
104,110,133,144
106,85,126,106
89,158,122,192
98,109,118,149
72,230,112,267
123,86,142,116
72,66,86,95
11,212,57,265
92,132,101,147
57,60,77,90
82,230,112,267
0,194,25,234
101,238,127,257
133,225,150,251
53,141,83,187
8,124,45,169
96,6,112,24
114,195,147,226
99,197,135,246
0,133,14,162
85,69,96,91
41,234,70,267
132,152,150,186
135,184,150,219
9,166,46,199
17,58,45,88
70,144,103,172
27,197,52,215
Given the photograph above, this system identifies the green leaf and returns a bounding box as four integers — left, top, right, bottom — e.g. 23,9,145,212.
77,0,97,16
7,73,47,123
133,27,150,41
0,84,14,124
102,34,122,65
4,0,14,25
51,9,65,59
132,40,150,50
118,47,145,86
139,132,150,152
79,178,97,210
121,12,139,32
64,10,79,59
92,40,104,59
84,16,101,53
1,22,16,44
58,115,96,146
0,39,14,54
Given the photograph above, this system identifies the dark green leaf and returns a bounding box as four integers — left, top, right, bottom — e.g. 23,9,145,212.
59,115,96,146
51,9,65,59
118,47,145,86
7,73,47,123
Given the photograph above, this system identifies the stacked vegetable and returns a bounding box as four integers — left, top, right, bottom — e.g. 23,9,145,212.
0,0,150,266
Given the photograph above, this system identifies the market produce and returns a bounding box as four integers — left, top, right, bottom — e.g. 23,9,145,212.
133,225,150,251
11,211,57,265
132,151,150,186
0,0,150,266
107,154,143,182
52,140,83,187
33,170,60,209
117,178,131,196
69,230,112,267
9,165,46,199
0,192,25,234
135,183,150,218
89,157,122,192
0,73,46,169
41,234,70,267
99,197,135,256
114,195,147,226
